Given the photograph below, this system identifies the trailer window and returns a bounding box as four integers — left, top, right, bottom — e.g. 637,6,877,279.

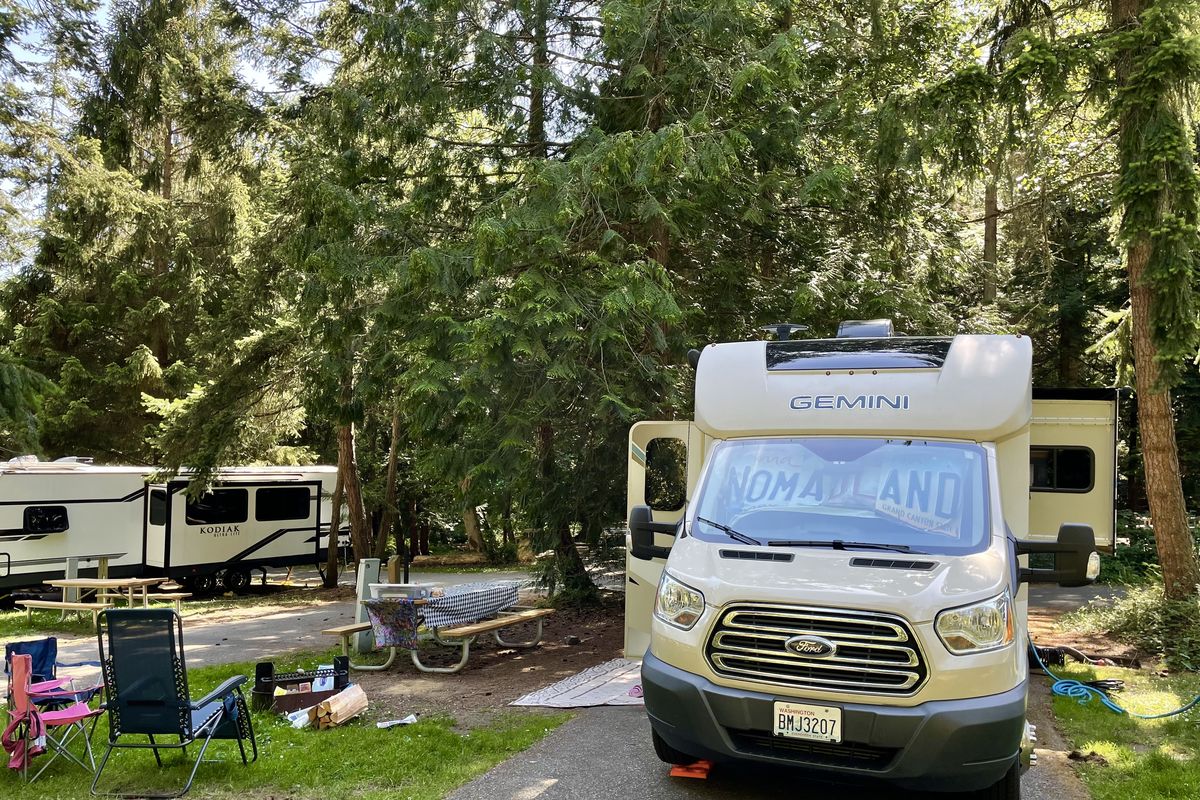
1031,447,1094,492
185,489,248,525
256,487,312,521
646,438,687,512
149,490,167,526
24,505,69,534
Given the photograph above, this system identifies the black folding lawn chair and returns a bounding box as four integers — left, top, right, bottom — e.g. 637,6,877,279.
90,609,257,798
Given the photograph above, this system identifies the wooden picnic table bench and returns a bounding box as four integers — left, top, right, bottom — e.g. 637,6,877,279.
322,606,555,674
147,592,193,614
18,599,114,625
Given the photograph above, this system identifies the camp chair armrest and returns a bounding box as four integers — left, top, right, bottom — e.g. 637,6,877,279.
28,677,72,693
191,675,248,709
29,683,101,699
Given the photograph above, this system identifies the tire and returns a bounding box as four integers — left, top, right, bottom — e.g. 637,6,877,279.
190,573,217,596
221,568,251,593
967,761,1020,800
651,728,699,766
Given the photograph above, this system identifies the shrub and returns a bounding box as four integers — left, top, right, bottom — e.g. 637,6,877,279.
1063,583,1200,671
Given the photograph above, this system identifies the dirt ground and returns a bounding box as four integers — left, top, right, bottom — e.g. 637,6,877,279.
1027,605,1142,665
352,594,627,727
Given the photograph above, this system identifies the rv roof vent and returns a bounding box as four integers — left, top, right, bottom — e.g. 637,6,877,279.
759,323,809,341
6,455,39,465
849,557,938,571
719,549,795,562
837,319,895,338
54,456,94,465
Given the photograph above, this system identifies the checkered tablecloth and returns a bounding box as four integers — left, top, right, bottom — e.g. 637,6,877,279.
420,581,522,629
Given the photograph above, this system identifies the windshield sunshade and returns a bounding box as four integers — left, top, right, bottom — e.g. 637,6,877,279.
691,437,989,555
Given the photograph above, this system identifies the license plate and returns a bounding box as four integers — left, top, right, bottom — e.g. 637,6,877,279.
773,701,842,743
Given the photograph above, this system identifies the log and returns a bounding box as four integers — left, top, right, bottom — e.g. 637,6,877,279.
315,683,368,729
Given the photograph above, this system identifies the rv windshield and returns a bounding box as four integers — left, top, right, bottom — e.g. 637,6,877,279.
691,438,989,555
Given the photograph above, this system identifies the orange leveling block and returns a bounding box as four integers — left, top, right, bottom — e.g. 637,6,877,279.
669,760,713,779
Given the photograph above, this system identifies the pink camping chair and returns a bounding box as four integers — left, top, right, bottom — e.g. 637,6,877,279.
2,653,102,782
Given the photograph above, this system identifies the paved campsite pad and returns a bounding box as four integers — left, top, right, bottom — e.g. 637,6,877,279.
448,698,1089,800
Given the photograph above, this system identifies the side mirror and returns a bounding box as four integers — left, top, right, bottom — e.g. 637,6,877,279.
629,505,673,561
1016,523,1101,587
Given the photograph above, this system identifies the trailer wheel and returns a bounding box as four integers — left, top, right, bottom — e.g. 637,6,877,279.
651,728,699,766
188,573,217,596
221,568,251,593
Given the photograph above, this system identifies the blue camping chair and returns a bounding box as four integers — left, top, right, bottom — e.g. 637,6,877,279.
4,637,102,709
90,609,257,798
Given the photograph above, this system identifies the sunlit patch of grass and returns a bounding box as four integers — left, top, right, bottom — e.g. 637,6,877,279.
0,608,96,640
11,653,570,800
1050,662,1200,800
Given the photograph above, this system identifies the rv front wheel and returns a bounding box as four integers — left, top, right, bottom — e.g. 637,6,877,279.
651,728,699,766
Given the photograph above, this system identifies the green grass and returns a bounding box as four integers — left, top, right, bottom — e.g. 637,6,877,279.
1050,662,1200,800
0,608,96,640
11,653,570,800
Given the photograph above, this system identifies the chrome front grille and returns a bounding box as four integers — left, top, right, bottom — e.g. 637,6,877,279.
705,603,927,696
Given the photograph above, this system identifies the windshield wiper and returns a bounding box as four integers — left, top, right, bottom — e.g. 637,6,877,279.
696,516,762,547
767,539,923,554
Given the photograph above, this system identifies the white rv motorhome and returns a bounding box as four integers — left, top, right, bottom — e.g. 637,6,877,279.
625,325,1116,799
0,459,343,594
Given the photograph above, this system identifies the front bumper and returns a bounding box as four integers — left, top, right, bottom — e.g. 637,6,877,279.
642,651,1026,793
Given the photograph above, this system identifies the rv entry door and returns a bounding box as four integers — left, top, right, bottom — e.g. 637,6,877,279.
625,420,705,659
1030,389,1119,551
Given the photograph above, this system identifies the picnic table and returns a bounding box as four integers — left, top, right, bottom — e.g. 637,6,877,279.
323,580,553,673
47,576,168,608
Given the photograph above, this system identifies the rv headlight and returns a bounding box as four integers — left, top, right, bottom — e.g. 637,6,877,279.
936,593,1014,655
655,573,705,630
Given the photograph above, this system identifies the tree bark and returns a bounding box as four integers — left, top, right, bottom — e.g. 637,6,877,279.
1114,0,1200,600
528,0,549,160
460,476,486,552
982,178,999,304
1128,242,1200,598
375,411,401,560
337,422,371,562
323,470,344,589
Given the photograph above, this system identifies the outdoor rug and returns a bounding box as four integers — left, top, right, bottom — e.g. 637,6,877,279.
510,658,644,708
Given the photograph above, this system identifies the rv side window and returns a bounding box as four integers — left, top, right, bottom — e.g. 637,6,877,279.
149,490,168,526
1030,446,1094,492
185,489,249,525
646,438,687,512
256,487,312,521
24,505,69,534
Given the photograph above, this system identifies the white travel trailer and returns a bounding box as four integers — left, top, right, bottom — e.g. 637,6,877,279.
624,325,1116,799
0,459,342,594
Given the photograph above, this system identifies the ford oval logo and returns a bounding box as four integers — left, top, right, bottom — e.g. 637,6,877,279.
784,635,837,658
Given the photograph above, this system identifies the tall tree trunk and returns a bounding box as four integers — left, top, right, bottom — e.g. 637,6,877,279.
460,476,486,552
982,178,999,304
337,422,371,561
1114,0,1200,600
529,0,548,160
375,411,401,560
501,493,514,545
1128,245,1199,598
406,500,420,564
323,470,344,589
